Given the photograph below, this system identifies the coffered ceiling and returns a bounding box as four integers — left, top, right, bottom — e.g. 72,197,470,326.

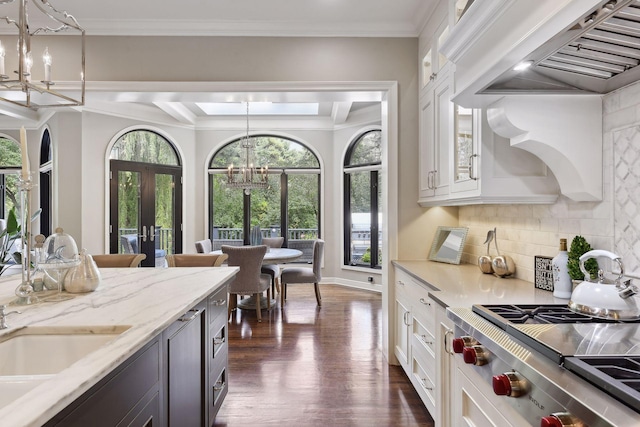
0,0,437,126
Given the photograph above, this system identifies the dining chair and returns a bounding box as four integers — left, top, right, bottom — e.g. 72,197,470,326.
93,253,147,268
166,253,228,267
261,236,284,296
195,239,212,254
221,245,271,322
280,239,324,308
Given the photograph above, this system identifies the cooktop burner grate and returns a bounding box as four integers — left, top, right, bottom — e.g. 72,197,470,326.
473,304,624,327
564,356,640,415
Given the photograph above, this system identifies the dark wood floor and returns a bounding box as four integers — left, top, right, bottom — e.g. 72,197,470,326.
214,284,434,427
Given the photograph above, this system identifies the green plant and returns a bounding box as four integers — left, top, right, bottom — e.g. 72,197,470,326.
567,235,599,281
0,207,21,274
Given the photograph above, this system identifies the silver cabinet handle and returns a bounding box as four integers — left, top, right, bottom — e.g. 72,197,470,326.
403,311,411,326
139,225,147,242
420,334,434,346
444,328,454,355
211,299,226,306
398,280,405,286
469,154,478,181
179,308,201,322
420,377,434,391
213,337,226,345
213,379,226,392
149,225,155,242
419,298,431,307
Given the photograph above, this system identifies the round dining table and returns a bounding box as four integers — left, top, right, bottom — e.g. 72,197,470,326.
211,247,303,309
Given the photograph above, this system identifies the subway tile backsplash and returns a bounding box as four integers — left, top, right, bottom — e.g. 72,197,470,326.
458,80,640,283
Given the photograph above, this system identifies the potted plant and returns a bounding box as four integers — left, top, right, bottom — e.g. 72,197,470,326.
0,207,21,275
567,235,599,281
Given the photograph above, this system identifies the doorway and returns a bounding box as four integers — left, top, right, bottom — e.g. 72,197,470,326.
108,130,183,267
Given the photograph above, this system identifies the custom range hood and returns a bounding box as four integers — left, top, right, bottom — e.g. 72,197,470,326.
443,0,640,106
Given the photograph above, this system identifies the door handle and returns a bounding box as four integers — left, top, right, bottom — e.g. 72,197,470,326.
469,154,478,181
149,225,155,242
140,225,147,242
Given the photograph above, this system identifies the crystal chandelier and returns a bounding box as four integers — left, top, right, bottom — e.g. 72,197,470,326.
226,102,268,195
0,0,85,109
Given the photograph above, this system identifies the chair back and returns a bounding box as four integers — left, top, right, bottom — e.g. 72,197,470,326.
120,235,139,254
195,239,212,254
221,245,268,294
262,237,284,248
166,253,228,267
312,240,325,281
93,253,147,268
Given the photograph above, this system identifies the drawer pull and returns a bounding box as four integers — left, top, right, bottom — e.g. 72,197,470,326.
420,378,434,391
444,329,454,355
213,379,226,392
419,298,431,306
211,299,226,306
213,337,226,345
403,311,411,326
420,335,433,345
398,280,405,286
179,308,202,322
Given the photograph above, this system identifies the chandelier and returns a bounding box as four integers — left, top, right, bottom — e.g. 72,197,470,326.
226,102,268,195
0,0,85,109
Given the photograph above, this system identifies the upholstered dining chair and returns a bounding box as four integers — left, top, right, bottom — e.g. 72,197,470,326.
93,253,147,268
195,239,212,254
261,236,284,296
280,239,324,308
221,245,271,322
166,253,228,267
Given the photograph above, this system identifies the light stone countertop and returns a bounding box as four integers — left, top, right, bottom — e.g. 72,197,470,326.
392,260,562,308
0,266,238,427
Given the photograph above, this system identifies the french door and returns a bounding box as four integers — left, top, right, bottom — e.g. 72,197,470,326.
109,160,182,267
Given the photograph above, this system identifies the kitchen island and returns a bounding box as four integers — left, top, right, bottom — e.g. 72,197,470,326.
0,266,237,427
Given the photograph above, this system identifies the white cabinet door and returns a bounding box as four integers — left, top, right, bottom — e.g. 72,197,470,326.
418,65,452,204
435,305,454,427
394,297,411,372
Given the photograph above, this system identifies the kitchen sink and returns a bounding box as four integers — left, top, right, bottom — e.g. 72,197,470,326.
0,325,130,376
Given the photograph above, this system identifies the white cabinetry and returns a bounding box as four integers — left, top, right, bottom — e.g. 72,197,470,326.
419,66,453,202
394,267,439,423
435,303,454,427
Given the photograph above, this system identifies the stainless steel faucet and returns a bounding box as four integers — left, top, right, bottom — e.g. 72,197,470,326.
0,304,21,329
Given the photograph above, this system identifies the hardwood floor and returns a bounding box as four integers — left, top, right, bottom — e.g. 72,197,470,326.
214,284,434,427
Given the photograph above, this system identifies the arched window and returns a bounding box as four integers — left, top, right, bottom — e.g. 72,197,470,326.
0,136,22,219
109,130,182,267
343,130,382,269
208,135,321,262
39,129,53,236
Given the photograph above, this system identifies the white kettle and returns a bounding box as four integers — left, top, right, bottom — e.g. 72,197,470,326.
568,250,640,320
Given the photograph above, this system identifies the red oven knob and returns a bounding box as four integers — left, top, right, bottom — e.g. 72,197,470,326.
462,345,488,365
492,372,526,397
452,336,479,353
540,413,583,427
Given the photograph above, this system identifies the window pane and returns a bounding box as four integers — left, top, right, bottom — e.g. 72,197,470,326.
250,175,281,235
348,131,381,167
117,171,141,254
349,171,371,265
155,173,175,256
209,136,319,169
110,131,179,165
210,174,244,243
0,137,21,167
288,174,319,263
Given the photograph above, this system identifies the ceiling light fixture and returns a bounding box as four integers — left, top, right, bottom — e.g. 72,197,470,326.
0,0,85,109
513,60,534,71
226,102,268,195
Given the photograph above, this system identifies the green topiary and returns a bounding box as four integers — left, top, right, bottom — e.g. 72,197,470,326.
567,235,599,281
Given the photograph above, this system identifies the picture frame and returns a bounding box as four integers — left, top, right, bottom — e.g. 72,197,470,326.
428,226,468,265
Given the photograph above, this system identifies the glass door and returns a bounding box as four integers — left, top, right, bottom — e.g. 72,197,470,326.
110,160,182,267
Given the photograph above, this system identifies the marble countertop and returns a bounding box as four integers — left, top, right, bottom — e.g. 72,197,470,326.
0,266,238,427
392,260,562,308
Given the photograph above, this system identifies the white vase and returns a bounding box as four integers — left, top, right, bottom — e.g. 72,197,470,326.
552,239,572,299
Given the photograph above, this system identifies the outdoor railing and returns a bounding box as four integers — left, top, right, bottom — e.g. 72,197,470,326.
118,227,173,255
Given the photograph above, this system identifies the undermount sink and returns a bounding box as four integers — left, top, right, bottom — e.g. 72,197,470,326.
0,325,130,410
0,325,130,376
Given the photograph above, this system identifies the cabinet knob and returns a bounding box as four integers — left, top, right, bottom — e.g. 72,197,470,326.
462,345,488,365
492,372,526,397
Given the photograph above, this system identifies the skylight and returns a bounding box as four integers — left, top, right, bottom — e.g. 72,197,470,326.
196,102,319,116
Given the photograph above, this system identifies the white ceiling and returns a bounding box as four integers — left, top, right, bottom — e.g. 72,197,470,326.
1,0,437,126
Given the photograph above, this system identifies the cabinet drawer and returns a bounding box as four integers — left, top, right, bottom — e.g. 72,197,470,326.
209,323,228,375
210,367,228,422
412,316,436,360
412,352,436,415
208,286,228,325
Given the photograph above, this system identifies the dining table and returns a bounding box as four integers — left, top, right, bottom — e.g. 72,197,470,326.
211,247,303,309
